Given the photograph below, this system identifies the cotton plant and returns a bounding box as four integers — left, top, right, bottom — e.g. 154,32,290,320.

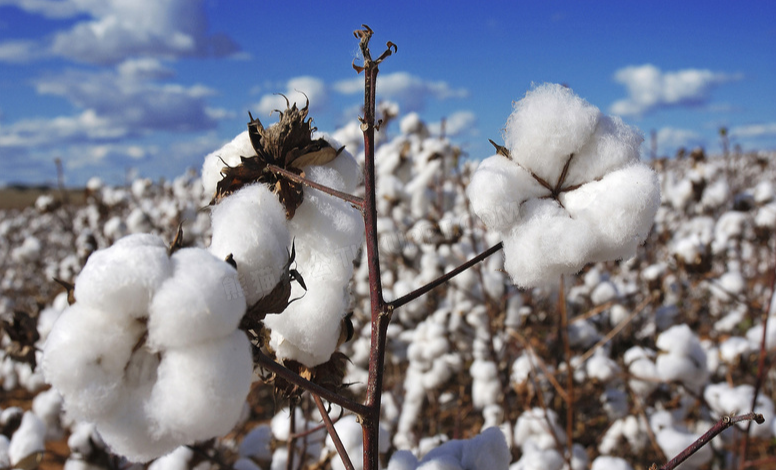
467,83,660,287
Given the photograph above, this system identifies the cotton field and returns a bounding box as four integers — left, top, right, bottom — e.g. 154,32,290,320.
1,106,775,470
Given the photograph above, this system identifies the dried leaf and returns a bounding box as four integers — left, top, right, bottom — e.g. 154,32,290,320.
489,139,511,159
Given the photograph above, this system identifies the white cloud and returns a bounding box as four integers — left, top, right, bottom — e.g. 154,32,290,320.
428,111,478,137
334,72,468,112
654,127,704,154
117,58,175,80
0,0,239,64
0,39,44,62
610,64,741,116
253,76,328,117
730,123,776,138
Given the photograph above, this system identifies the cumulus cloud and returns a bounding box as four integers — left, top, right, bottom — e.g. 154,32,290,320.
428,111,478,137
0,0,239,64
0,65,225,150
655,127,704,152
334,71,468,112
252,76,328,117
610,64,741,116
731,123,776,138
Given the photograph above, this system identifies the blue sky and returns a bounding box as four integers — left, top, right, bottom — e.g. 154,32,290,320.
0,0,774,186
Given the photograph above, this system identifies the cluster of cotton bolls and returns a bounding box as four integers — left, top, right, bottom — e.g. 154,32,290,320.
3,91,776,470
202,128,364,367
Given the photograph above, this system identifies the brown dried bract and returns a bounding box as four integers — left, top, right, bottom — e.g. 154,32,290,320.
213,97,341,219
272,352,351,401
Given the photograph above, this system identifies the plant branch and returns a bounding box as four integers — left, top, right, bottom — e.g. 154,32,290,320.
657,413,765,470
355,24,394,470
737,254,776,469
390,242,504,309
255,350,368,416
558,277,574,469
265,164,365,209
312,393,355,470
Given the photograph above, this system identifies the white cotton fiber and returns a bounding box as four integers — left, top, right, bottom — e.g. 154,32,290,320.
148,248,247,349
239,424,273,461
469,84,659,288
201,131,255,197
42,304,144,421
505,83,601,185
656,324,709,392
591,456,634,470
147,331,253,444
466,156,545,233
8,412,45,467
43,235,254,462
209,184,291,306
74,234,171,319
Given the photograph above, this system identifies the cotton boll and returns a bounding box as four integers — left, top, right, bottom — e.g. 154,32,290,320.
701,179,730,209
31,387,63,439
74,234,171,319
502,199,594,287
209,184,291,306
505,83,600,185
43,304,144,421
586,350,621,383
388,450,419,470
148,248,246,349
560,164,660,262
0,436,10,469
8,411,45,467
719,336,752,363
103,216,128,241
746,321,776,351
466,156,545,233
514,408,566,451
147,331,252,445
566,115,642,187
201,131,255,197
656,324,709,392
591,456,634,470
148,446,193,470
590,281,618,305
470,360,501,409
704,383,775,438
753,180,774,203
511,445,564,470
239,425,273,461
755,203,776,229
11,237,42,263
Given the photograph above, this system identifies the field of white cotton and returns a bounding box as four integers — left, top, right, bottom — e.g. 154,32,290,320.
1,102,775,470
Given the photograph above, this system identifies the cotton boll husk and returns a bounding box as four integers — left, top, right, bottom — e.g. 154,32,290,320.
565,115,642,187
148,248,246,350
74,234,171,319
42,304,144,421
8,412,45,467
147,331,252,444
209,184,291,306
201,131,254,197
591,456,634,470
502,199,595,287
560,164,660,262
505,83,600,185
467,156,545,233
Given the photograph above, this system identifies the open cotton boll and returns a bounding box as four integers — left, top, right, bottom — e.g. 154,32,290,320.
704,383,774,438
8,412,45,467
655,426,712,470
656,324,709,392
42,304,145,421
147,446,193,470
201,131,255,197
148,248,248,349
505,83,600,185
466,156,546,233
209,183,291,306
147,331,253,444
591,456,634,470
239,424,273,461
74,234,171,319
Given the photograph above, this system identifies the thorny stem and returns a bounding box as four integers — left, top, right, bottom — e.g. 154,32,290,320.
255,350,368,416
265,163,365,210
312,393,355,470
658,413,765,470
390,242,504,309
